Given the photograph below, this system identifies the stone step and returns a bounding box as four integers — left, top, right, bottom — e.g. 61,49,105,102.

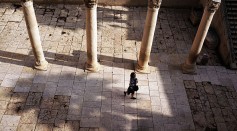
230,26,237,29
231,30,237,34
226,0,237,2
228,6,237,11
231,37,237,41
232,40,237,43
227,12,237,16
226,3,237,7
227,8,237,12
228,17,237,20
227,16,237,20
231,36,237,40
234,45,237,49
229,21,237,25
226,2,237,5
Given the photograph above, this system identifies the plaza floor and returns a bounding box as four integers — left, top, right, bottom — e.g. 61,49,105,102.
0,3,236,131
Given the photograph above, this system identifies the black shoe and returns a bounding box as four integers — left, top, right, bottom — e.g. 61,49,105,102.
131,97,136,99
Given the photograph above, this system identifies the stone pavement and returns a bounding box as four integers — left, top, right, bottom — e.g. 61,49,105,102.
0,3,236,131
184,81,237,131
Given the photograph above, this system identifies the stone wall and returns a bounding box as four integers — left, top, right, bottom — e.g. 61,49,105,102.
1,0,200,7
211,2,231,67
199,0,231,67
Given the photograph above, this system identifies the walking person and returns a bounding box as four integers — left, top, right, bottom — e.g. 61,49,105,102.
124,72,139,99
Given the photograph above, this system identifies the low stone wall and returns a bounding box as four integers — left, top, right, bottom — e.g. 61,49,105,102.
1,0,200,7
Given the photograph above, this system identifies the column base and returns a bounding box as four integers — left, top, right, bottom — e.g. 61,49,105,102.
86,62,100,72
135,64,150,74
34,60,48,71
181,62,197,74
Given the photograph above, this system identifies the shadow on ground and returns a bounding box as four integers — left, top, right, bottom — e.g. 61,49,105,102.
0,68,190,130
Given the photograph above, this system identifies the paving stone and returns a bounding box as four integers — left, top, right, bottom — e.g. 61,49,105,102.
0,115,21,127
5,101,25,115
101,104,112,113
124,102,137,114
17,123,36,131
1,78,18,87
43,85,57,98
55,86,72,96
20,106,39,124
137,117,153,128
0,100,8,110
58,79,74,87
81,107,100,118
28,89,42,101
33,74,48,84
84,92,102,102
10,92,28,103
184,80,196,89
52,95,70,110
203,82,214,94
186,89,199,100
158,83,174,93
35,124,53,131
111,120,127,130
64,120,80,131
38,109,58,124
14,79,32,93
40,98,54,109
193,111,207,129
0,126,18,131
216,123,228,131
80,117,100,128
137,108,152,117
226,122,237,131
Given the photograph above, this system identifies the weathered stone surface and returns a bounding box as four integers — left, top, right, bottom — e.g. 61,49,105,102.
38,109,58,124
185,81,237,131
184,80,196,89
17,123,36,131
64,121,80,131
26,92,42,106
203,82,214,94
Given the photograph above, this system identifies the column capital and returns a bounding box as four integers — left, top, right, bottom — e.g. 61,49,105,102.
207,0,221,13
84,0,98,8
148,0,162,9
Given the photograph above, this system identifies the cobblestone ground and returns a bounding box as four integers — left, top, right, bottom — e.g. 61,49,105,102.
0,3,236,131
184,81,237,131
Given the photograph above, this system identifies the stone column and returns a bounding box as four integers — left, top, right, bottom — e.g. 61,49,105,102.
136,0,162,73
22,0,48,71
182,0,221,74
84,0,100,72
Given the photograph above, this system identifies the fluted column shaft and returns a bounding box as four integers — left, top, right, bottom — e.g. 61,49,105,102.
136,0,162,73
22,0,48,71
85,0,100,72
182,0,221,74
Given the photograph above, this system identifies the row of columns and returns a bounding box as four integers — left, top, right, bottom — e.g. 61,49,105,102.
21,0,221,74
